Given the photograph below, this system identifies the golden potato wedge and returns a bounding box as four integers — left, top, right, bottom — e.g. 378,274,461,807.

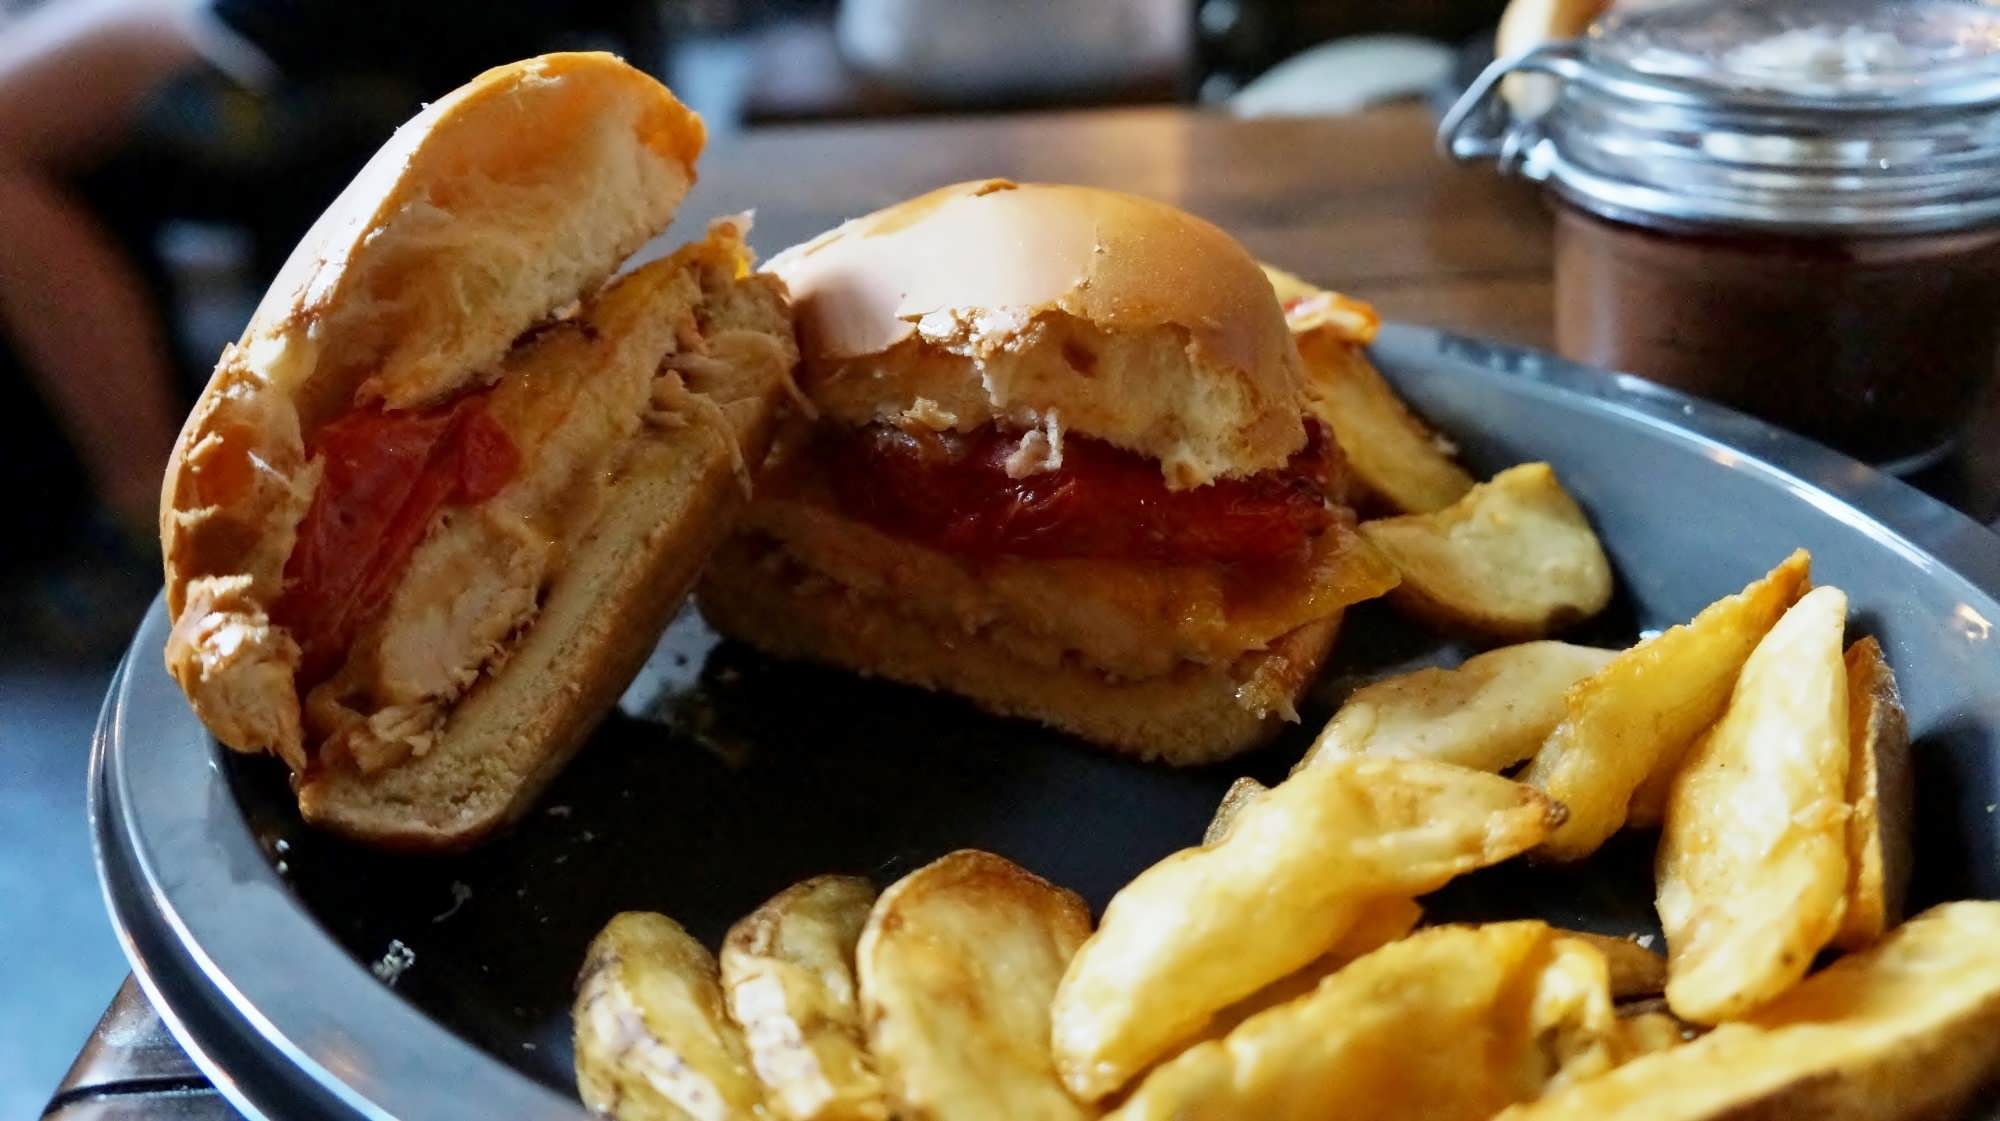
1051,756,1561,1101
1616,1009,1696,1059
1622,570,1845,834
574,912,770,1121
1295,327,1474,514
1106,923,1621,1121
1523,550,1812,860
1831,637,1914,951
1261,261,1317,306
1332,895,1426,958
1558,931,1667,1000
721,876,886,1121
1359,463,1613,639
1535,934,1630,1093
1201,776,1269,845
1622,750,1681,830
1495,902,2000,1121
1299,641,1619,773
1201,896,1425,1041
1658,586,1852,1025
856,851,1093,1121
1261,263,1381,343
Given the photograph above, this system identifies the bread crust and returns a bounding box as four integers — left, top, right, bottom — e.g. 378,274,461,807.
766,180,1306,488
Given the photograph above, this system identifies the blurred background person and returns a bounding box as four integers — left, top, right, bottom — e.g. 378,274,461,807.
3,1,660,1111
0,0,654,646
0,0,196,543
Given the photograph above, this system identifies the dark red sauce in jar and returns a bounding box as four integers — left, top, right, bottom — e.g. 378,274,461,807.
1440,0,2000,469
1553,205,2000,466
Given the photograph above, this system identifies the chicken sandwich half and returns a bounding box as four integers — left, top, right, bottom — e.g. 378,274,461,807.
698,180,1397,763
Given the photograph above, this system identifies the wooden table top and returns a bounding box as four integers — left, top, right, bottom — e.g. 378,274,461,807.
683,103,1997,523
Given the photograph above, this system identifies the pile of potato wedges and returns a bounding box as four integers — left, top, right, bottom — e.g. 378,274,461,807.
569,279,1994,1121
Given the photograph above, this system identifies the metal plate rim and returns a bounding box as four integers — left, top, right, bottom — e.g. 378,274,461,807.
92,625,592,1119
1374,323,2000,592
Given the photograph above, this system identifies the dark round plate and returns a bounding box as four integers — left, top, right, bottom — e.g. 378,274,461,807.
94,325,2000,1121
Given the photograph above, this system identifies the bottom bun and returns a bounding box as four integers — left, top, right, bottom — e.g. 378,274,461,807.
296,276,795,851
696,539,1342,765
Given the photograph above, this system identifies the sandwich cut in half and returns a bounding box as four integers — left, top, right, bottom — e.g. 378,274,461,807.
697,180,1400,763
161,53,799,849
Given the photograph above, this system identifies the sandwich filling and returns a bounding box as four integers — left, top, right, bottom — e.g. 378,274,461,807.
734,181,1395,749
821,420,1342,567
271,227,788,775
733,416,1397,689
277,396,520,685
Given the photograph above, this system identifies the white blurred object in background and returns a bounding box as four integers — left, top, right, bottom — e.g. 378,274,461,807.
836,0,1190,99
1230,34,1455,117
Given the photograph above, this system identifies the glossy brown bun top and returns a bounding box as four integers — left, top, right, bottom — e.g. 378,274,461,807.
245,51,704,423
767,180,1308,488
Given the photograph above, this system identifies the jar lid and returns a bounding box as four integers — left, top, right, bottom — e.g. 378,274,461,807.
1595,0,2000,109
1440,0,2000,234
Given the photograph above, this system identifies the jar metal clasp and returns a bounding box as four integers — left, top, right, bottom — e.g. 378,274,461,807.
1438,42,1589,179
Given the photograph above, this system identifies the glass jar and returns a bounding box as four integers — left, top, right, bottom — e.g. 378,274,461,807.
1441,0,2000,471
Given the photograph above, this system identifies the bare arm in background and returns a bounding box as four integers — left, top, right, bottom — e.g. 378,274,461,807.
0,0,204,536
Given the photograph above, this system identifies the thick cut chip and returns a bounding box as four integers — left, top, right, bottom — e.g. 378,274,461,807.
1202,776,1269,845
1325,896,1425,960
1616,1010,1696,1059
1558,932,1667,999
1298,641,1619,773
1261,263,1382,343
1831,637,1914,951
857,851,1094,1121
1657,586,1852,1025
1359,463,1613,639
721,876,886,1121
1295,327,1473,514
574,912,771,1121
1051,756,1560,1100
1201,897,1426,1040
1623,752,1681,831
1535,935,1630,1093
1523,550,1811,860
1106,923,1621,1121
1496,902,2000,1121
1261,261,1318,306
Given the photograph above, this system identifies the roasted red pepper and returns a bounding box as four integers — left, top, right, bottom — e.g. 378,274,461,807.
276,394,518,685
823,420,1343,567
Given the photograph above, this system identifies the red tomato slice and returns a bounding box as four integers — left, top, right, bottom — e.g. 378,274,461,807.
823,421,1343,567
276,395,518,685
